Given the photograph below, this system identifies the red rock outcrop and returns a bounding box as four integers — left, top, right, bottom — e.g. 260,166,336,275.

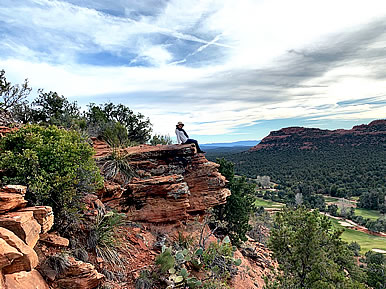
0,186,27,214
0,126,15,138
0,184,103,289
0,211,41,248
54,257,104,289
4,270,49,289
0,239,23,270
0,227,38,274
95,143,231,223
39,233,69,247
18,206,54,234
250,119,386,151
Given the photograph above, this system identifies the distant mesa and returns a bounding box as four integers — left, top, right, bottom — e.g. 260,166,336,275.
250,119,386,151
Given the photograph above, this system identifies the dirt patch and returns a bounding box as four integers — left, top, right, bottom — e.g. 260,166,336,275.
338,221,354,227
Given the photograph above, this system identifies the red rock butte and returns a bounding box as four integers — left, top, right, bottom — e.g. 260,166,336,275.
250,119,386,151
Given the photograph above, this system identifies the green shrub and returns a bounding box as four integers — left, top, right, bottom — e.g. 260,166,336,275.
149,134,172,145
0,125,103,224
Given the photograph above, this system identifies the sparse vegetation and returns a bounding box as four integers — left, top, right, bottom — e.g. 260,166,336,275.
147,232,241,288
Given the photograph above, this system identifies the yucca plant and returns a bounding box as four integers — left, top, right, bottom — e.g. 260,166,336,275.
87,210,126,266
98,145,136,185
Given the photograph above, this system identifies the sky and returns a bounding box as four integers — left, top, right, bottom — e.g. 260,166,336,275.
0,0,385,143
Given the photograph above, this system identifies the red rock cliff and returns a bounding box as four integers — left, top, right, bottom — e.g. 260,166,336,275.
94,140,231,223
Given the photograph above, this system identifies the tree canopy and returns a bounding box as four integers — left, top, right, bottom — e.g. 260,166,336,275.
266,207,366,288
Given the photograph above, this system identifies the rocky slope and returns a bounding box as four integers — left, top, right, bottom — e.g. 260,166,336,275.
0,185,104,289
92,139,271,288
0,127,271,288
250,119,386,151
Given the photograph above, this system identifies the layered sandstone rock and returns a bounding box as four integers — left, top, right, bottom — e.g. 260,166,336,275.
127,175,190,223
251,119,386,151
4,270,49,289
0,186,27,214
95,143,231,223
0,211,41,248
0,126,15,138
0,238,23,270
19,206,54,234
0,227,38,274
55,257,104,289
40,233,69,247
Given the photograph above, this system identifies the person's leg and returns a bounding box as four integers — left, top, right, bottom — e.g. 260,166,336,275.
185,139,205,153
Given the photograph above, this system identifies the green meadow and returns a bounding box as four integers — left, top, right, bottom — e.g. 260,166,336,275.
254,198,285,209
329,218,386,253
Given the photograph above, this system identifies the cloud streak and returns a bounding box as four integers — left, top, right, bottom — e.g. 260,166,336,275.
0,0,385,139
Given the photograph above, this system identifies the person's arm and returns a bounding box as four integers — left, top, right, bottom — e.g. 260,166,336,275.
175,129,182,144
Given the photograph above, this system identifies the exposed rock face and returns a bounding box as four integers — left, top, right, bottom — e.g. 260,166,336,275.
95,143,231,223
54,257,104,289
0,184,102,289
19,206,54,234
39,233,69,247
4,270,49,289
250,119,386,151
0,186,28,214
0,227,38,274
0,238,23,270
127,175,190,223
0,211,41,248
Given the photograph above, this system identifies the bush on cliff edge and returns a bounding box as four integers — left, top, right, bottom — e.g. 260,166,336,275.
0,124,103,226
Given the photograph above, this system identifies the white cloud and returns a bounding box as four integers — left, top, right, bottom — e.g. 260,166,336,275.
0,0,385,140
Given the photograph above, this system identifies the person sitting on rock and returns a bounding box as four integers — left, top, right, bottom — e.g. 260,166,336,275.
175,121,205,153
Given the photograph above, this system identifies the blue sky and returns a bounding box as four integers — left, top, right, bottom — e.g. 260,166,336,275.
0,0,385,143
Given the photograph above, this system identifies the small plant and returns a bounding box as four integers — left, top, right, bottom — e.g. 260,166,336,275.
154,235,241,288
72,247,89,262
98,146,135,185
135,270,155,289
155,247,175,273
45,254,71,276
87,210,126,266
202,237,240,280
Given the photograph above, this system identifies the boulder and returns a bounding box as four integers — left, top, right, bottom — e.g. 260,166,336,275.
55,257,104,289
4,270,49,289
0,185,27,214
19,206,54,234
0,238,23,270
40,233,69,247
0,227,38,274
0,211,41,248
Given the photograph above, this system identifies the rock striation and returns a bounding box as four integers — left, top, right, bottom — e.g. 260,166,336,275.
250,119,386,151
0,185,103,289
95,142,231,223
0,186,28,214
